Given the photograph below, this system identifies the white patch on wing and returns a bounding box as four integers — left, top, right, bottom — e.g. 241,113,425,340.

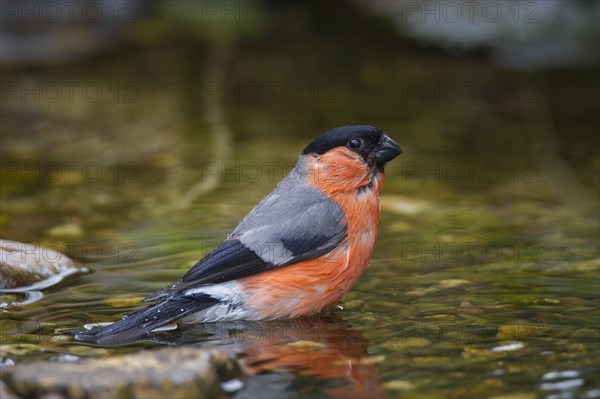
181,281,258,322
184,280,241,300
239,232,293,265
182,303,256,323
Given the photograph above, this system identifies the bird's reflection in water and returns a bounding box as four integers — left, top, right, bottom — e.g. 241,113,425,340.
165,314,384,398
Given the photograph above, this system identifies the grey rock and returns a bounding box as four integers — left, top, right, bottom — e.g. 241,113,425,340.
4,346,239,399
0,240,88,290
0,380,21,399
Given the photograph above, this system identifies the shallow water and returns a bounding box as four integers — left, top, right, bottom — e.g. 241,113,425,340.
1,17,599,398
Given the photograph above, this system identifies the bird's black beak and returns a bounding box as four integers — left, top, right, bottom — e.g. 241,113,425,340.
375,134,402,165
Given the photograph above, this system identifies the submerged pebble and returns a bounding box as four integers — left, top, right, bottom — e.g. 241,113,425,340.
411,356,450,366
46,223,84,239
497,320,547,340
104,295,144,307
380,196,433,215
557,258,599,272
456,301,483,315
384,380,416,391
0,344,45,357
461,346,506,361
382,337,431,351
66,346,109,356
437,279,471,289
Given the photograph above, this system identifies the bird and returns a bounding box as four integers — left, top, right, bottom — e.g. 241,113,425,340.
73,125,401,345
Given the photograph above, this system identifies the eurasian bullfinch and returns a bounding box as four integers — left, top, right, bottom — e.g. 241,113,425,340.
74,125,401,344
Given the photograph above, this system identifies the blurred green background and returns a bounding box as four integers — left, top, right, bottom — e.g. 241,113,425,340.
1,1,599,398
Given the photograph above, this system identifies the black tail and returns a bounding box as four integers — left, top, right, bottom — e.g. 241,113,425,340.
73,294,217,345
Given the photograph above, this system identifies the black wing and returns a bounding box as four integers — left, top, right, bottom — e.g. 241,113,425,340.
181,239,276,284
145,176,347,302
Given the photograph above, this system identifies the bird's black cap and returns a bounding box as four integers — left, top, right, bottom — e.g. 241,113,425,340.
302,125,382,155
302,125,402,167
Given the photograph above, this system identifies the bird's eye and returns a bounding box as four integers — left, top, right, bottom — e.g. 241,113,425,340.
348,138,363,150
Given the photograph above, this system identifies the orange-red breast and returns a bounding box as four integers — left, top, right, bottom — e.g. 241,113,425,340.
74,125,401,344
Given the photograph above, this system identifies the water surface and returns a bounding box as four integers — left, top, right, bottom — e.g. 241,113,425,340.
1,22,599,399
